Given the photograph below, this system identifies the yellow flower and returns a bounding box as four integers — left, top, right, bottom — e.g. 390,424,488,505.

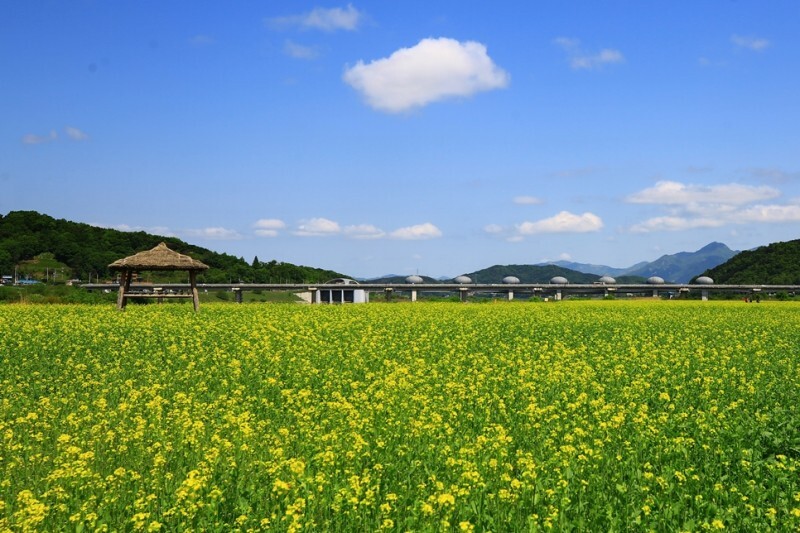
437,493,455,506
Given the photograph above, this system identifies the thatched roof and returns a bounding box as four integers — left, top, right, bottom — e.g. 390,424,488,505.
108,242,209,271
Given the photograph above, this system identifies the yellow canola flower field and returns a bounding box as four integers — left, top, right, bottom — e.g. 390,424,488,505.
1,301,799,531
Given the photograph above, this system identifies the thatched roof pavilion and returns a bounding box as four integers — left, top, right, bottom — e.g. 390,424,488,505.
109,242,209,311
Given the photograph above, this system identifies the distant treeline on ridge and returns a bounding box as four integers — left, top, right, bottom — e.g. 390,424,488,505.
0,211,346,283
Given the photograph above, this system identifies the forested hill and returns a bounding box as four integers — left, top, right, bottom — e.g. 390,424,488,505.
464,264,602,284
700,239,800,284
0,211,346,283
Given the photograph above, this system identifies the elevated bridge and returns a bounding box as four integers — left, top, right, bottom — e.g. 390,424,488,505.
81,282,799,303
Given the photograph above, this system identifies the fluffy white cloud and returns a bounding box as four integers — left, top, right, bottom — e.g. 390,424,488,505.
626,181,779,206
516,211,603,235
344,224,385,239
185,227,243,240
253,218,286,237
554,37,624,70
737,204,800,223
268,4,363,32
65,126,89,141
389,222,442,240
513,195,543,205
732,35,770,51
626,180,800,232
343,37,509,113
294,217,341,236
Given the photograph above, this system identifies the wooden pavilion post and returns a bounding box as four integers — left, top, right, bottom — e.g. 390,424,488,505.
189,270,200,312
116,270,127,310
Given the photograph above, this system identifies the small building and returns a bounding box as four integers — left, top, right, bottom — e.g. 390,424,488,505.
316,278,368,304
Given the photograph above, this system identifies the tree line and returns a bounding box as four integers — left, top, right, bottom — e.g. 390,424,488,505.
0,211,346,284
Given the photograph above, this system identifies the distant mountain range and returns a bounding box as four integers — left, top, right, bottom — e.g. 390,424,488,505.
541,242,739,284
365,242,742,285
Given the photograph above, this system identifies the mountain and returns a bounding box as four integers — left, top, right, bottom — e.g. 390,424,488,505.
0,210,346,284
366,275,441,284
701,239,800,284
542,243,738,283
624,242,738,283
463,264,601,284
544,260,646,278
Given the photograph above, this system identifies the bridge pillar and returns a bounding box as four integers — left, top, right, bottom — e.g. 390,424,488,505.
507,290,514,301
233,287,242,304
411,289,417,302
701,289,709,301
459,288,468,302
384,288,393,302
554,289,562,301
652,289,659,298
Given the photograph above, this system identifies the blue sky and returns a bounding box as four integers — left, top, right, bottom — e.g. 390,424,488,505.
3,1,799,278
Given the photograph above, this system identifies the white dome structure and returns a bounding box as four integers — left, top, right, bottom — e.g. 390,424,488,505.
550,276,568,284
647,276,665,284
502,276,520,284
406,275,424,284
454,275,472,284
598,276,616,284
695,276,714,285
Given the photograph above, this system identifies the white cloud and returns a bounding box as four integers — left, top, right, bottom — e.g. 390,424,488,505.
732,34,770,51
284,40,319,59
629,216,725,233
554,37,624,70
253,218,286,237
185,227,243,240
626,180,779,206
344,224,385,239
22,130,57,144
268,4,363,32
626,180,800,232
513,195,543,205
517,211,603,235
294,217,341,236
96,223,176,237
737,204,800,223
65,126,89,141
558,252,572,261
516,211,604,235
390,222,442,240
483,223,504,234
343,37,509,113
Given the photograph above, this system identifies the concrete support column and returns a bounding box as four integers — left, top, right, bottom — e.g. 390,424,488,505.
233,287,243,304
701,289,709,301
384,288,393,302
459,288,468,302
507,290,514,301
554,289,562,301
652,289,659,298
411,289,417,302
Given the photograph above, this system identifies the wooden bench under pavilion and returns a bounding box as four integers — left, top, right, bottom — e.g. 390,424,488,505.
109,242,209,312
